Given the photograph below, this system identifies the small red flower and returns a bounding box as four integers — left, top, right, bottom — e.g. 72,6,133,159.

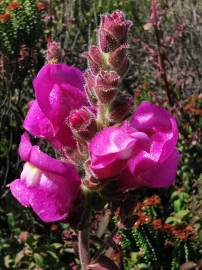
134,90,141,97
0,13,11,22
164,224,196,241
172,229,187,241
163,223,174,232
143,195,161,207
152,219,163,230
134,212,151,229
7,1,21,11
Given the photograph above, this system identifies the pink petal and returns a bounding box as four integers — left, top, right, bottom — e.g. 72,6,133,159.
32,64,86,149
150,118,178,162
34,64,85,124
18,132,79,177
119,150,180,190
10,132,81,222
90,127,136,179
90,155,128,179
45,82,85,124
23,100,76,149
23,100,56,139
29,172,80,222
131,101,178,162
140,149,180,188
90,127,135,156
9,179,32,207
131,101,172,132
9,172,81,222
29,145,77,177
18,133,32,161
89,125,151,179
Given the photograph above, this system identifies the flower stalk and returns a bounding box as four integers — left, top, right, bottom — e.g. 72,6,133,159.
78,228,90,270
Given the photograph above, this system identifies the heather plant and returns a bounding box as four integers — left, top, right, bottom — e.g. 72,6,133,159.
0,0,43,56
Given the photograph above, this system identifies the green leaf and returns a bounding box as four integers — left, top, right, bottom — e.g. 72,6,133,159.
7,213,16,229
138,263,150,269
60,223,69,229
14,250,25,266
33,253,44,267
47,250,59,262
176,209,190,219
166,210,190,225
130,252,139,263
165,216,176,224
174,199,182,212
51,243,63,249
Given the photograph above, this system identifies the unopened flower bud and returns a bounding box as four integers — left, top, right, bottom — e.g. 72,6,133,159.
98,11,132,52
84,46,103,74
46,41,62,63
109,44,129,75
95,71,119,104
108,95,134,123
69,107,97,141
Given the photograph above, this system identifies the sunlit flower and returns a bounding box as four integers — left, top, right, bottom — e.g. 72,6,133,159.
23,64,86,149
9,133,81,222
90,101,180,189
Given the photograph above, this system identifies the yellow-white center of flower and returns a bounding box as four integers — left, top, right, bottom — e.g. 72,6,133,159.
20,162,42,187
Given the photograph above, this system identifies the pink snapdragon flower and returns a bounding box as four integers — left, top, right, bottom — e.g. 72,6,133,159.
89,126,150,179
24,64,86,149
119,101,180,190
89,101,180,189
9,133,81,222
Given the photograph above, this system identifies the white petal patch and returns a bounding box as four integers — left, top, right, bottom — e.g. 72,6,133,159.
21,162,42,187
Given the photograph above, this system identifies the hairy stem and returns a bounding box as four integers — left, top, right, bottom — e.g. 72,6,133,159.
96,102,108,129
78,228,90,270
97,208,111,238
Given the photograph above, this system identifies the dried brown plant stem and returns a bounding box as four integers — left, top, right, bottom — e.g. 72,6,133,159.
154,26,175,106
